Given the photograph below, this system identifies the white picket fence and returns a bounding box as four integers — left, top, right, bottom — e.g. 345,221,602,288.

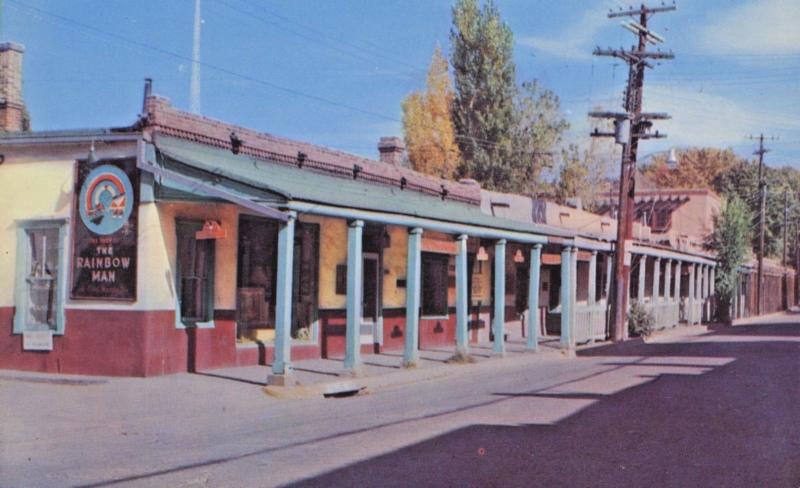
567,297,702,346
680,299,704,324
574,301,608,344
643,300,680,329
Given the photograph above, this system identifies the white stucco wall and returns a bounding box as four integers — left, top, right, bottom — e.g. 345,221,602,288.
0,142,148,311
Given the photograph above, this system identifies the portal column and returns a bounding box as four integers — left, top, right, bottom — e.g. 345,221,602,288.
709,266,716,320
664,259,672,302
604,253,613,302
269,211,296,384
638,255,647,304
696,264,703,324
559,246,574,350
344,220,364,374
526,244,543,351
653,257,661,302
454,234,470,358
664,259,673,326
588,250,598,305
492,239,507,356
403,227,423,368
688,263,696,324
570,246,578,342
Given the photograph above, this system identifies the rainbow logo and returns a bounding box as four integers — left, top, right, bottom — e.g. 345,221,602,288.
78,165,134,235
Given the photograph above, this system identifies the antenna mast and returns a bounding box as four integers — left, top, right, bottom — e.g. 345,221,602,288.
190,0,202,114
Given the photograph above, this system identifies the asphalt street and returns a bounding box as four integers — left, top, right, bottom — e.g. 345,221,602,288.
2,313,799,487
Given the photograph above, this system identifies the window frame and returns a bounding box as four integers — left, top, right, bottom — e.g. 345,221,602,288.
14,219,68,335
420,251,450,318
175,219,215,329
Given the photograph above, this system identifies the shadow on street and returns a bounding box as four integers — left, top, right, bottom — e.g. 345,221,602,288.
289,322,800,487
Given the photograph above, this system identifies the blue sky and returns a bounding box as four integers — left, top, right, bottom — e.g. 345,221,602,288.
4,0,799,167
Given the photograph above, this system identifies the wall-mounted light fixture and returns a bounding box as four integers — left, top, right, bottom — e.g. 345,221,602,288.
86,139,99,164
230,132,243,155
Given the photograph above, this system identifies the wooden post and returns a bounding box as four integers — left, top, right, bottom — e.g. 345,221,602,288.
402,227,423,368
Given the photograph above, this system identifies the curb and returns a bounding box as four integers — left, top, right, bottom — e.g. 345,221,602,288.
262,346,574,400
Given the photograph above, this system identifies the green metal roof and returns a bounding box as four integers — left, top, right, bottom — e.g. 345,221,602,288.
153,135,576,239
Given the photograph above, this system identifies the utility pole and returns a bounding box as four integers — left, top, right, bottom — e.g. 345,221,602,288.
590,3,676,342
783,189,788,269
796,224,800,305
782,188,788,309
749,133,777,315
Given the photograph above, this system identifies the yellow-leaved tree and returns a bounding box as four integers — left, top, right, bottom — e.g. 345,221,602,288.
402,46,460,179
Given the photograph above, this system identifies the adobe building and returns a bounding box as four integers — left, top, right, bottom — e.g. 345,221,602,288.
3,65,614,378
2,44,788,380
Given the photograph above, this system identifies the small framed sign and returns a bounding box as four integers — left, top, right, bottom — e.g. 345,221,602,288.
23,330,53,351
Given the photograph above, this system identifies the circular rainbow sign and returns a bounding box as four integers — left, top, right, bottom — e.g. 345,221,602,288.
78,164,134,235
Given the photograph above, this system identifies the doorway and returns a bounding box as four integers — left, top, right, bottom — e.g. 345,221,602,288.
362,253,380,345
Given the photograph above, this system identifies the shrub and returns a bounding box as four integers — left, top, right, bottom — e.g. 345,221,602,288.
628,300,655,337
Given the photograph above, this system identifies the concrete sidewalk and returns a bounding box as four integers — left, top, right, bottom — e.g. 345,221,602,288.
0,337,571,397
0,325,716,398
213,337,572,398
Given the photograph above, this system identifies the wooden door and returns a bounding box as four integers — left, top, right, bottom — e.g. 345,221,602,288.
292,222,319,339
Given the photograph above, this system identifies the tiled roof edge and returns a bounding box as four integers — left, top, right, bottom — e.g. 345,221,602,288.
143,96,481,206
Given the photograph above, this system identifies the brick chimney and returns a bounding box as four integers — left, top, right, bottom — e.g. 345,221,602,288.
377,136,406,166
0,42,28,132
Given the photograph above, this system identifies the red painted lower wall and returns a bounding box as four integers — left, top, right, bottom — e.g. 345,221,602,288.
419,314,456,350
0,307,180,377
1,302,513,376
234,342,321,366
0,306,322,377
322,307,496,358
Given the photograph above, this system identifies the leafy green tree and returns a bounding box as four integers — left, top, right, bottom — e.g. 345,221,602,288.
713,161,800,259
510,80,569,195
401,46,460,178
709,195,753,324
449,0,516,190
449,0,568,193
555,144,590,203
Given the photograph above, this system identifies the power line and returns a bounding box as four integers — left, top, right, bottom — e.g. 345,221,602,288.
7,0,402,122
235,0,427,75
9,0,529,155
214,0,421,76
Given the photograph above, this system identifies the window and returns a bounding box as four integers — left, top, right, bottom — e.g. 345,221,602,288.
236,217,319,341
176,220,215,326
14,221,66,334
653,209,671,232
421,252,449,316
236,217,278,336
